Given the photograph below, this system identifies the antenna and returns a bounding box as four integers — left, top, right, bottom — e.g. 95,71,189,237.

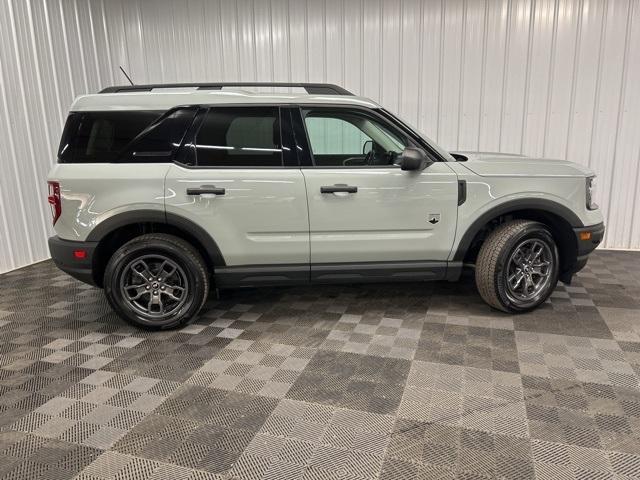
119,66,134,86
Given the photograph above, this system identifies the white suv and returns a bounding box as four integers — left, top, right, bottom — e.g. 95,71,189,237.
47,82,604,329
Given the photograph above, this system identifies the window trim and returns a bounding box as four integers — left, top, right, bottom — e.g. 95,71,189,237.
58,103,450,167
289,107,314,167
174,104,299,170
294,104,439,169
57,109,166,164
377,108,452,162
114,105,199,163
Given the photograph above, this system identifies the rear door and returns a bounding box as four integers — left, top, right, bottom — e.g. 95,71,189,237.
296,106,459,280
165,106,310,285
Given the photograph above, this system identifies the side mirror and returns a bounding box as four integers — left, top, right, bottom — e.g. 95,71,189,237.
399,147,431,171
362,140,373,155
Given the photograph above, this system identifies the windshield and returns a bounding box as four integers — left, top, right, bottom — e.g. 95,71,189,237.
380,109,456,162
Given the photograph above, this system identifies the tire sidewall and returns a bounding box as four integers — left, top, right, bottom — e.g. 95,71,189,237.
494,224,559,312
104,239,206,329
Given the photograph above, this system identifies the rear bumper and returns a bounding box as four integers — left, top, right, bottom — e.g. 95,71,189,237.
570,222,605,273
48,236,98,286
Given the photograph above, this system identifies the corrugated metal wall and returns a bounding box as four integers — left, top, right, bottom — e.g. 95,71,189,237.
1,0,639,274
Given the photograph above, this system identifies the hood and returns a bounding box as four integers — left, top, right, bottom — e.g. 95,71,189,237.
452,151,594,178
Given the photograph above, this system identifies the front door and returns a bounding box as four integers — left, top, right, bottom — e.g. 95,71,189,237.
297,107,459,279
165,106,310,285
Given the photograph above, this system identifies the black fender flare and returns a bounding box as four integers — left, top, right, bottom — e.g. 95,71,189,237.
452,198,584,261
86,209,226,266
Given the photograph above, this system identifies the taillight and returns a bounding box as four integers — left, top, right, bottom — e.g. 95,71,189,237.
47,181,61,225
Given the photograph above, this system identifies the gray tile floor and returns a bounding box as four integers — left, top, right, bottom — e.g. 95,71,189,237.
0,250,639,479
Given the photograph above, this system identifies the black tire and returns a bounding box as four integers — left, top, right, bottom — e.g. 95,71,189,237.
475,220,559,313
104,234,209,329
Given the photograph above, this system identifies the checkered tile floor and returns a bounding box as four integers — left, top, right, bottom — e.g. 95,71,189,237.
0,250,639,479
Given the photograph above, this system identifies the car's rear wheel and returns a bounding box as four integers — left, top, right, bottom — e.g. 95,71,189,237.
104,234,209,329
475,220,559,313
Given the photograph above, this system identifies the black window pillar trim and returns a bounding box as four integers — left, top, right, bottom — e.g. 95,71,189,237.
289,107,314,167
114,105,199,163
172,103,297,169
279,107,299,167
376,108,449,163
175,107,207,166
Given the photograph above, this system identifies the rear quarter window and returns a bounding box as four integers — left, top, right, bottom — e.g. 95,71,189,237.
58,110,163,163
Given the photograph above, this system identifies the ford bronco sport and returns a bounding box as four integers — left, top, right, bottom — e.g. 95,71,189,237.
47,82,604,329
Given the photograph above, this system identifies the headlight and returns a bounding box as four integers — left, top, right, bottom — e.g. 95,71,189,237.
586,176,598,210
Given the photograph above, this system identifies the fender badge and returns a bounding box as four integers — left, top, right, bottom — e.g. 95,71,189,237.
428,214,440,225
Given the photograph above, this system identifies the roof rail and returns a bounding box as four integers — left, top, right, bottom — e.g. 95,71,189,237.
99,82,353,95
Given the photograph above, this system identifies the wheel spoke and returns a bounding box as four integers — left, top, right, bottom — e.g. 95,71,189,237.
132,260,154,283
531,267,550,277
530,242,544,262
158,260,177,280
513,250,524,265
162,280,184,290
162,286,184,302
523,274,534,293
509,270,524,289
148,292,164,314
125,285,147,301
532,260,550,268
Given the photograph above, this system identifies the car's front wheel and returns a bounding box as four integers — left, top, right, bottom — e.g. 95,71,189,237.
475,220,559,313
104,234,209,329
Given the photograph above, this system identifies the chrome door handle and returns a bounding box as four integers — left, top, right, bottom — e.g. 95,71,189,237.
320,185,358,194
186,186,226,195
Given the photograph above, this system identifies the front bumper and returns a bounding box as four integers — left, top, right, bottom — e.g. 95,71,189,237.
48,236,98,286
571,222,605,273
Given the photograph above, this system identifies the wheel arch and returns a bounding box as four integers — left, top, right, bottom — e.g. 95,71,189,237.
453,199,582,280
87,210,225,287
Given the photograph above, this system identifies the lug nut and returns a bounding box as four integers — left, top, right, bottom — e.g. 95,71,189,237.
153,290,158,295
146,286,150,290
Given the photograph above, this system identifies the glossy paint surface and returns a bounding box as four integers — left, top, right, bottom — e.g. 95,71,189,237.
49,156,603,268
447,161,604,259
457,152,595,177
302,164,459,263
48,163,169,241
165,165,310,265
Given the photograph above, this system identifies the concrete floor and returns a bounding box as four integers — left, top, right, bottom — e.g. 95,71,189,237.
0,250,639,480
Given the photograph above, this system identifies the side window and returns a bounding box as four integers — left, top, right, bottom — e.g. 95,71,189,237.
305,117,371,155
303,109,408,167
58,111,163,163
120,108,197,162
194,107,282,167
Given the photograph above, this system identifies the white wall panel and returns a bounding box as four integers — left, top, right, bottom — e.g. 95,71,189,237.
478,0,508,152
459,0,485,151
417,0,443,139
1,0,640,274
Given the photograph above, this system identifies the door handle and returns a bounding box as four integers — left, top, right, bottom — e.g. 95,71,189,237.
186,186,226,196
320,185,358,194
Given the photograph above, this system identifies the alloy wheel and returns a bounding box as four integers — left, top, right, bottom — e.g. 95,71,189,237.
119,254,189,319
504,239,554,306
